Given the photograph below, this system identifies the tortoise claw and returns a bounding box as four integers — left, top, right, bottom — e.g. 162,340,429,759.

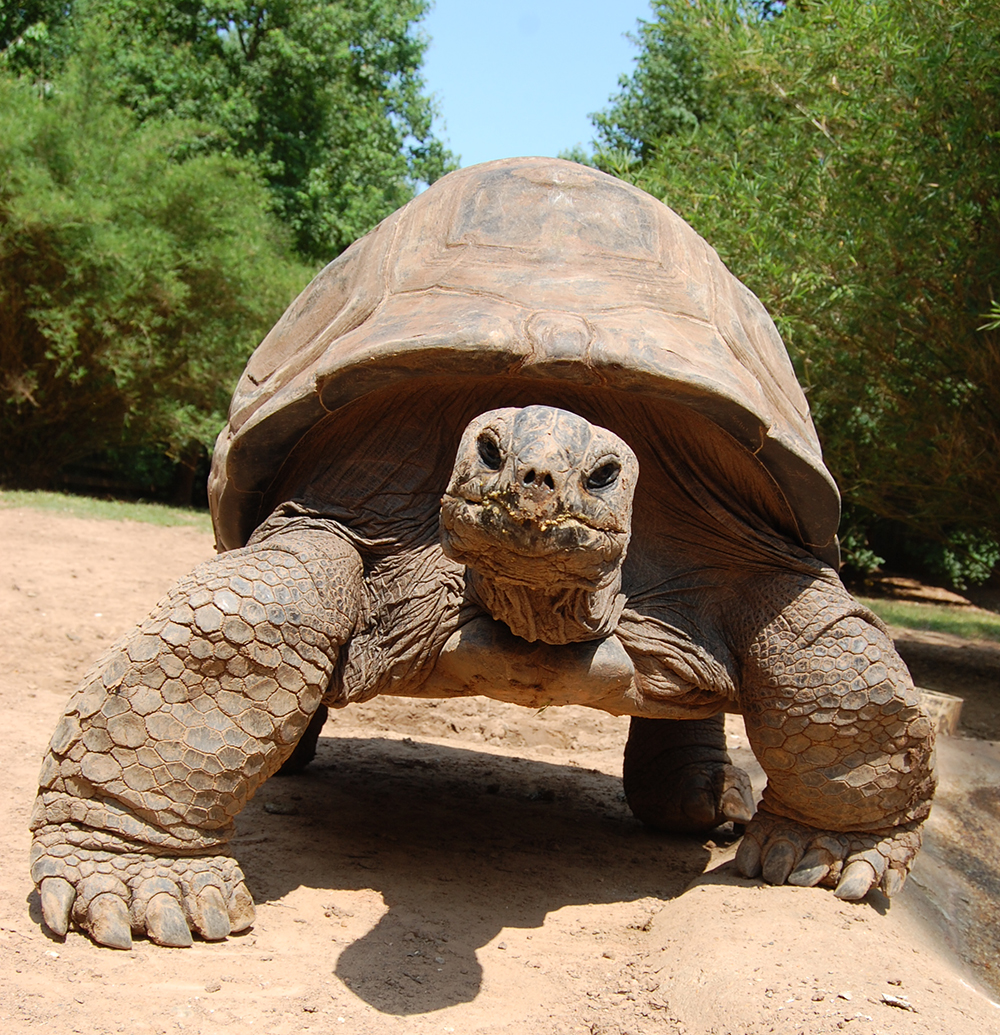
40,876,75,937
761,839,800,885
228,881,256,932
719,783,754,825
787,847,834,888
881,866,905,898
834,859,878,901
192,885,231,941
88,893,133,950
145,892,193,947
735,831,763,878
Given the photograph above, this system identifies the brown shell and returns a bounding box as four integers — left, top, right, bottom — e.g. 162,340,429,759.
210,158,839,566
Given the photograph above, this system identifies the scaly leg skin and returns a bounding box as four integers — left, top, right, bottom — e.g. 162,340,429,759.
733,575,935,900
30,525,363,948
622,715,754,833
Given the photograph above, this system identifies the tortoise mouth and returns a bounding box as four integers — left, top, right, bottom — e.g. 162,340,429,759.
440,491,628,590
476,486,627,536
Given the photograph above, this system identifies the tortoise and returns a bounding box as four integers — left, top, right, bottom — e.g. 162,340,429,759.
30,157,935,949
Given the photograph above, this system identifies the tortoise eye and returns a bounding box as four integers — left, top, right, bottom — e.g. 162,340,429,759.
585,461,620,491
477,433,503,470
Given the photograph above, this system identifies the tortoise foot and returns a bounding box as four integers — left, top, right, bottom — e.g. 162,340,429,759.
626,760,754,833
622,715,754,833
31,826,254,949
735,809,922,899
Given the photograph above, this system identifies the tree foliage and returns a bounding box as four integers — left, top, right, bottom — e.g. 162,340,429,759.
591,0,1000,584
0,1,68,71
0,0,449,495
0,71,310,487
7,0,453,260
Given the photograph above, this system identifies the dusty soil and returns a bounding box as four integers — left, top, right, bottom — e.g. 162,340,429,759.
2,507,999,1035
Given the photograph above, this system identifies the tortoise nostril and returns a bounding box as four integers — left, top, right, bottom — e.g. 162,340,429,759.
521,469,555,491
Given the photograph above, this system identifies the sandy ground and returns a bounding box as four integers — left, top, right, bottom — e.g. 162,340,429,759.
1,506,999,1035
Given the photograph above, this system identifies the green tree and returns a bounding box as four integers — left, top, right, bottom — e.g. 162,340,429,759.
1,0,451,495
591,0,1000,585
0,1,68,72
6,0,454,260
0,71,310,489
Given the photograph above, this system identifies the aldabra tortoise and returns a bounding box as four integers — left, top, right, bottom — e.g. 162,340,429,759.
30,158,935,949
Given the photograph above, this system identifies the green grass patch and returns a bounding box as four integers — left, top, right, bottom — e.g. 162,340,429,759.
0,490,213,532
860,597,1000,644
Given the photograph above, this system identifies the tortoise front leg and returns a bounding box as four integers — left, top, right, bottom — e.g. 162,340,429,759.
30,529,363,948
733,577,935,899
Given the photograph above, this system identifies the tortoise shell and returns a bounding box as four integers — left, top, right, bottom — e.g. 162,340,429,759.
209,158,839,567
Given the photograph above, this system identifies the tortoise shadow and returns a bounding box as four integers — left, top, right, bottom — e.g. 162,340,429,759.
237,733,715,1015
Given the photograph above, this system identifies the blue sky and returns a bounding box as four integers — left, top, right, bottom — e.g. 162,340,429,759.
420,1,655,169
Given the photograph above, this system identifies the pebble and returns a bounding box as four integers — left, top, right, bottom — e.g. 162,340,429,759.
881,993,917,1012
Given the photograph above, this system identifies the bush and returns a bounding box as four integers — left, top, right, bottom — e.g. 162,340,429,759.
0,72,310,488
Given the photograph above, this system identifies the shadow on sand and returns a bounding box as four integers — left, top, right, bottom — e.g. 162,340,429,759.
236,732,718,1014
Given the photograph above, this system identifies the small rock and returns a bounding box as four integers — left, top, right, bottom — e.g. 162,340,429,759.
837,991,853,1001
497,941,507,950
881,993,917,1012
205,982,221,993
263,801,297,815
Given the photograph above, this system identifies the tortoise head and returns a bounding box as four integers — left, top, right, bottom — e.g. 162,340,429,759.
440,405,638,644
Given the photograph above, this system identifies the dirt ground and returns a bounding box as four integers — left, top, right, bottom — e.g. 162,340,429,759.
2,507,999,1035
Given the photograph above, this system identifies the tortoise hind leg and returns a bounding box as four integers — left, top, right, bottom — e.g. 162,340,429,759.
623,714,755,833
277,704,329,774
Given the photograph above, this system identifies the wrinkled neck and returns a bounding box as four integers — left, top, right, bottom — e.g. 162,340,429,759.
468,569,625,645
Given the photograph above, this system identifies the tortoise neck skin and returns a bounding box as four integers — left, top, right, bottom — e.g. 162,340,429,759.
440,406,638,644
